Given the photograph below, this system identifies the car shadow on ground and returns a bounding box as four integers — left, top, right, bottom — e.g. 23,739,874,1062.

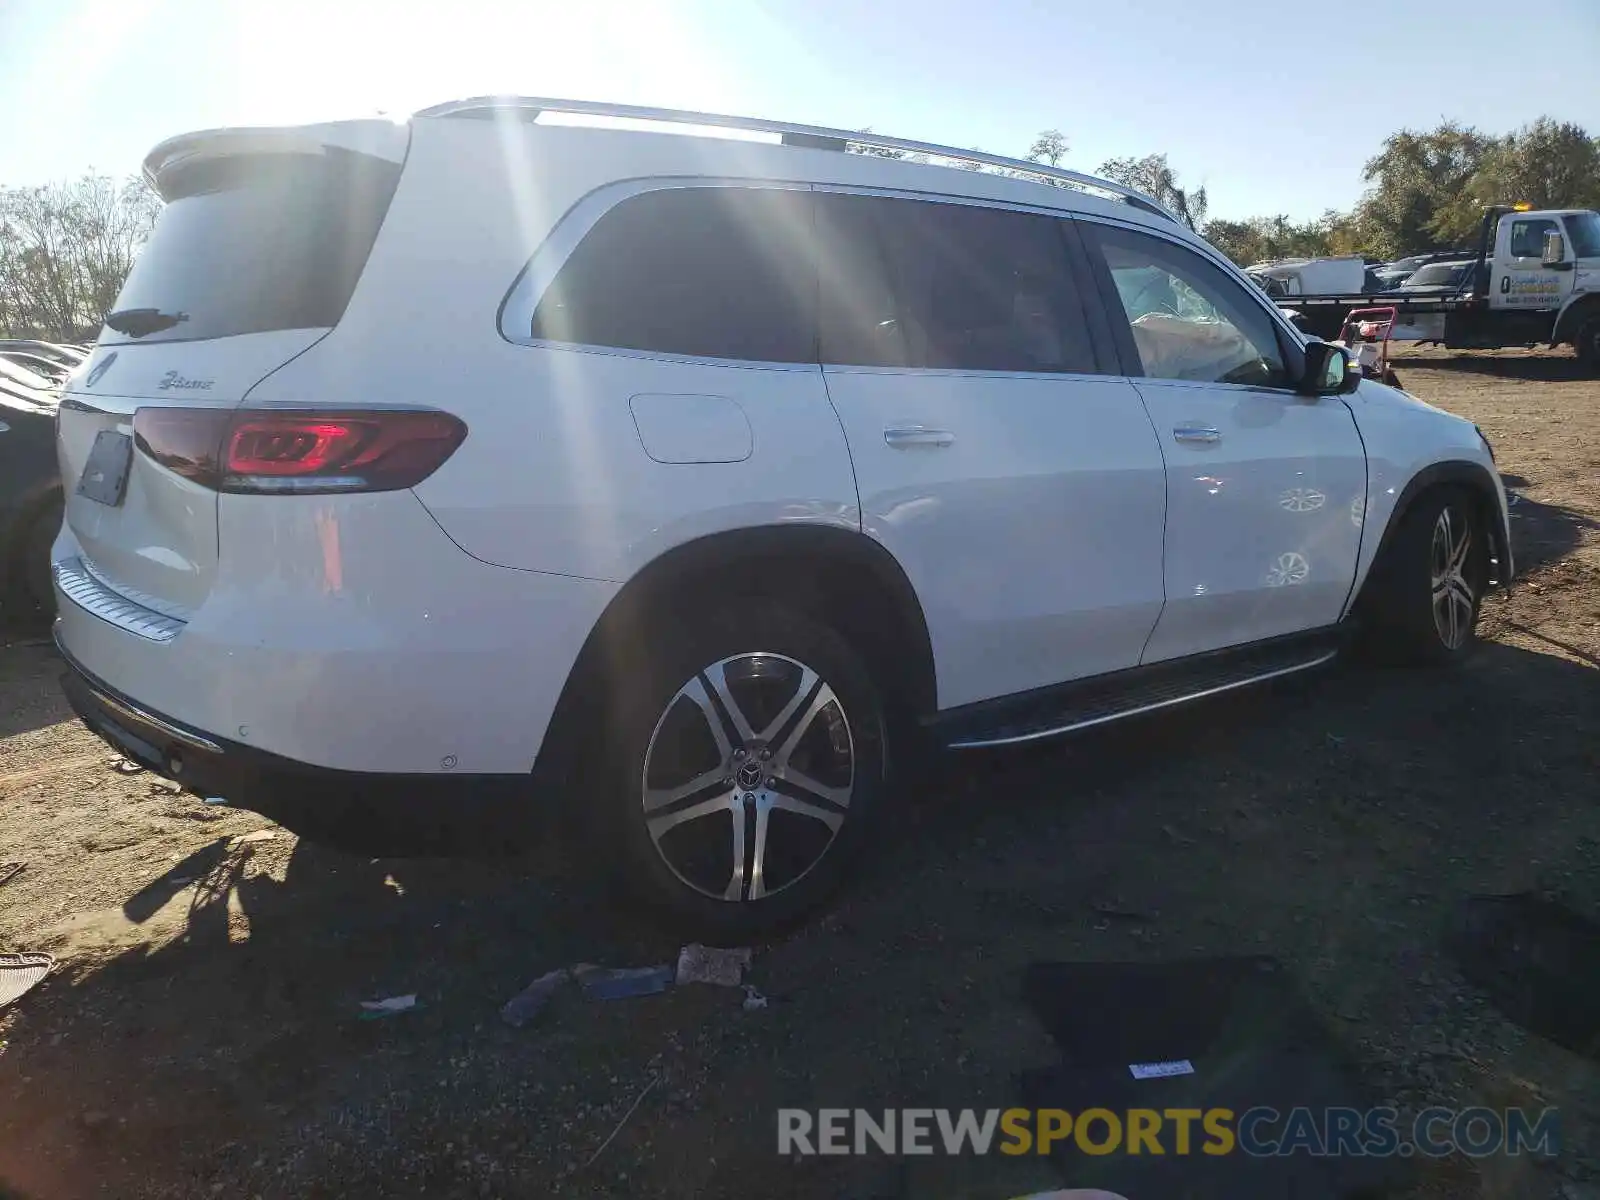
1508,492,1598,573
0,638,72,741
3,630,1597,1199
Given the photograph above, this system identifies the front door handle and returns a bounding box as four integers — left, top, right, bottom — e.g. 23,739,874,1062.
1173,425,1221,445
884,426,955,450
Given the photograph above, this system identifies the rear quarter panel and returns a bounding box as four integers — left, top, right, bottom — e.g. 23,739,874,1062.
252,119,862,583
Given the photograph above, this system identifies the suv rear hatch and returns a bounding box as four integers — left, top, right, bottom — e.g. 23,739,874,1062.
58,120,407,619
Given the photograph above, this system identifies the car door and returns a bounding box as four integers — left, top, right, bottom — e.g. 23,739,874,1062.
1078,218,1366,664
1495,215,1565,311
815,191,1168,709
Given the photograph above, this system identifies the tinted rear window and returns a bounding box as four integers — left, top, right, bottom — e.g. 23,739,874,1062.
529,186,816,363
816,193,1096,374
103,149,400,344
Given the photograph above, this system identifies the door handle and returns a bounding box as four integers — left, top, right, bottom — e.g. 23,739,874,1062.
1172,425,1221,445
884,426,955,449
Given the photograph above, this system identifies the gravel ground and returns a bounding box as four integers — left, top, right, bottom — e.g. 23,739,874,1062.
1,347,1597,1200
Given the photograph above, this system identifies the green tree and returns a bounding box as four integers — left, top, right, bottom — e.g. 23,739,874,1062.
1454,118,1600,236
1026,129,1069,168
1355,121,1492,257
1097,153,1207,231
0,173,159,340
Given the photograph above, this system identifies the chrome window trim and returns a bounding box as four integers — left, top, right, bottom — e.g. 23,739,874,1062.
502,177,1133,378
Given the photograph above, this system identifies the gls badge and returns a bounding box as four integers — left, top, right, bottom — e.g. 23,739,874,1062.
158,370,214,391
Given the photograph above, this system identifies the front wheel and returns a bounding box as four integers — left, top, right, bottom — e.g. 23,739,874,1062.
1362,487,1487,664
599,603,888,937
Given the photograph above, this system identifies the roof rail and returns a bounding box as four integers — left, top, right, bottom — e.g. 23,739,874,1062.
413,96,1181,223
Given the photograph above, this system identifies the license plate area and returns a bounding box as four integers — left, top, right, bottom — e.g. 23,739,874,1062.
77,429,133,507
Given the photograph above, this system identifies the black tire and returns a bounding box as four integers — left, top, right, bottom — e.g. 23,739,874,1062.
1574,311,1600,375
595,601,888,938
1360,486,1488,665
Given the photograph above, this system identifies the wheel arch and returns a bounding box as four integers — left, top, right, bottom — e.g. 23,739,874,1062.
1552,292,1600,344
536,524,938,775
1351,459,1510,617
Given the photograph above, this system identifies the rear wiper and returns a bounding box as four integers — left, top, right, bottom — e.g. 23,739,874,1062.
103,307,189,338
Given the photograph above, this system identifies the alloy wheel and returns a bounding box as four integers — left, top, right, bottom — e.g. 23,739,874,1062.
1430,505,1475,650
641,652,855,902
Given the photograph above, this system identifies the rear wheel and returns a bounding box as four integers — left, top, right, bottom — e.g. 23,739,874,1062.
598,602,887,937
1574,312,1600,375
1362,487,1487,664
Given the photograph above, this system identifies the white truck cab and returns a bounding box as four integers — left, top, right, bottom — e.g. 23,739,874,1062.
1278,206,1600,370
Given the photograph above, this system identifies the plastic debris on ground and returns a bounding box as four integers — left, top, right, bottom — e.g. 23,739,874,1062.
575,964,673,1000
674,943,752,987
358,993,418,1019
501,967,571,1028
741,984,768,1012
109,757,144,775
0,952,54,1008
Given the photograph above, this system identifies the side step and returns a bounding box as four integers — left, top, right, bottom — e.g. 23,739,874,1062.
934,627,1346,751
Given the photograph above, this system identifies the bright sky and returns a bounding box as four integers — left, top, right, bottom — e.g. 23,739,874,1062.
3,0,1597,221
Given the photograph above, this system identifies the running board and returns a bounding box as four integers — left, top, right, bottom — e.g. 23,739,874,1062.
933,628,1345,751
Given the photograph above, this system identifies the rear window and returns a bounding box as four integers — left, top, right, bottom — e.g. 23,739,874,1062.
102,149,400,344
528,186,816,364
1408,263,1466,287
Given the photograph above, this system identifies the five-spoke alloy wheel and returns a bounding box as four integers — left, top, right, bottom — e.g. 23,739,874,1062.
601,603,886,936
1363,485,1487,664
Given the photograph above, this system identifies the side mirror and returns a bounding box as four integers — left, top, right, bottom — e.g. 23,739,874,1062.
1542,229,1568,266
1300,341,1358,395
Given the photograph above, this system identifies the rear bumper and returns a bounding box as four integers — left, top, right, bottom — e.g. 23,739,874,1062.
57,633,546,845
50,489,615,775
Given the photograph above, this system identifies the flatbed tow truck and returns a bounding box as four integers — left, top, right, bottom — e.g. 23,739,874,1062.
1272,205,1600,373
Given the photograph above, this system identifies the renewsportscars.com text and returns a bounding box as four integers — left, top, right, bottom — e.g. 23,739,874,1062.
778,1107,1560,1158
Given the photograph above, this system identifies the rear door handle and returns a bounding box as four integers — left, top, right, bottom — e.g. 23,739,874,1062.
1172,425,1221,445
884,426,955,450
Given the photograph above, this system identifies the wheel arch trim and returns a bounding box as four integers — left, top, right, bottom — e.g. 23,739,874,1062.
1347,458,1511,618
536,523,939,774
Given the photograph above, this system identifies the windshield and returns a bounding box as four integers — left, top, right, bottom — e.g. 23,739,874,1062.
1564,211,1600,258
102,149,400,344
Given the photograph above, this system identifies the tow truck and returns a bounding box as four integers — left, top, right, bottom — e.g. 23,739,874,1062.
1272,205,1600,373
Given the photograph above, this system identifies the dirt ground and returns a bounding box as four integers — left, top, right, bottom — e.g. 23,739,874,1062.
2,348,1597,1200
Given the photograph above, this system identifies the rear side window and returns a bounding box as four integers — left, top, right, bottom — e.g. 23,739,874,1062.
816,193,1096,374
104,150,400,344
529,187,815,363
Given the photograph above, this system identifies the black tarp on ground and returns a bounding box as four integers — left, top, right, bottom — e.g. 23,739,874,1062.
1448,893,1600,1060
1018,956,1408,1199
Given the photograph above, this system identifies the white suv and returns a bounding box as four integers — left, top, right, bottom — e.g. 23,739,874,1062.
54,99,1510,934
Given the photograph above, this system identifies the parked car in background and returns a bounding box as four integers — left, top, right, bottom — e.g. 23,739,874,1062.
1,341,89,389
1397,260,1474,294
1,355,65,627
53,99,1510,934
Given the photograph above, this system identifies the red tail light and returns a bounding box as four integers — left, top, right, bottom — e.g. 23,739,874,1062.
132,408,467,494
